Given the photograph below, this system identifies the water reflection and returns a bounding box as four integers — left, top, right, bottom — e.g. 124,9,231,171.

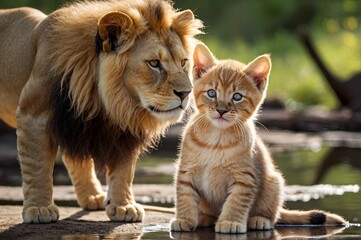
169,226,346,240
314,147,361,184
170,229,275,240
62,234,102,240
273,146,361,187
61,233,143,239
58,226,347,240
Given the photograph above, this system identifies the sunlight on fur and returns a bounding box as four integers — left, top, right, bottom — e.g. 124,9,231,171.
0,0,203,224
170,42,346,234
49,0,203,137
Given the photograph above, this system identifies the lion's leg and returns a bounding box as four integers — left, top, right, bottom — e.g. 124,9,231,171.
17,109,59,224
62,155,106,210
105,149,144,222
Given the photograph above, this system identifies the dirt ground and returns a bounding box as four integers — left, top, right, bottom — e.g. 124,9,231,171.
0,185,175,239
0,205,173,239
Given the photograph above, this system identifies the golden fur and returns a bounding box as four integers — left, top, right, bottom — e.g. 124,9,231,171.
170,43,346,233
48,0,202,137
0,7,46,128
0,0,202,223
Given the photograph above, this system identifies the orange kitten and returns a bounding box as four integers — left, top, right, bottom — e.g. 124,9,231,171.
170,43,346,234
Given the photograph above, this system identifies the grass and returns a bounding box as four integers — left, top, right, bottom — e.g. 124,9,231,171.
201,29,361,110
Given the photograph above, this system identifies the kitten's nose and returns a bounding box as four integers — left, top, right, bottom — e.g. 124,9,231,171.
174,90,191,101
216,109,229,116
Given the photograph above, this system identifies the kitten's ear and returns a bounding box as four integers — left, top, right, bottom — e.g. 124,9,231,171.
245,54,271,91
193,42,217,79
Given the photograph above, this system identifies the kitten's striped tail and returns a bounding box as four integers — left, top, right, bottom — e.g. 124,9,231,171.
277,209,347,226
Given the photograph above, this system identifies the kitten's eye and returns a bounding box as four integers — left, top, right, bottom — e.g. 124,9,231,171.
207,89,217,98
232,93,243,102
147,59,161,69
181,59,188,68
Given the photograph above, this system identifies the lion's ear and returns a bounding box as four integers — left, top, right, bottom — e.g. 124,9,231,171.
97,11,135,53
172,10,203,37
193,42,217,79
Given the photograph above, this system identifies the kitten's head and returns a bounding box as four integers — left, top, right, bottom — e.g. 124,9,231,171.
192,43,271,129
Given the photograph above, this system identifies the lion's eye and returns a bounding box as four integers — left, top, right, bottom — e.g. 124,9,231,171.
207,89,217,98
147,59,165,73
181,59,188,68
232,93,243,102
147,59,160,68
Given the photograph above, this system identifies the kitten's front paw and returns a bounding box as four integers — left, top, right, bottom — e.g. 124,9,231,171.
170,218,197,232
106,203,144,222
215,220,247,234
248,216,273,230
79,193,106,210
23,204,59,224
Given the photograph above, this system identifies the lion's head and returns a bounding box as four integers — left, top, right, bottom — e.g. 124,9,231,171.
49,0,203,137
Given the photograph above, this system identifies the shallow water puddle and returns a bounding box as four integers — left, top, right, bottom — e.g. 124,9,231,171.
143,223,170,233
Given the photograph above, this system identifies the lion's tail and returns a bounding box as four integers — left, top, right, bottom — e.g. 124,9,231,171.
277,208,346,226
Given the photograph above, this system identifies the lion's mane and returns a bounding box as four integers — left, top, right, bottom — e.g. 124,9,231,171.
46,0,203,167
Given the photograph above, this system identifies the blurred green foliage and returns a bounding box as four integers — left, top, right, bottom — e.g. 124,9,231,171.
175,0,361,109
0,0,65,13
2,0,360,109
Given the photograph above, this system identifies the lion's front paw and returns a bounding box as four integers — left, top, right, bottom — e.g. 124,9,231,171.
79,193,106,210
248,216,273,230
215,220,247,234
23,204,59,224
106,203,144,222
170,218,197,232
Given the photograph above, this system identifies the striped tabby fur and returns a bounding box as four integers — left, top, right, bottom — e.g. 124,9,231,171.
170,43,346,234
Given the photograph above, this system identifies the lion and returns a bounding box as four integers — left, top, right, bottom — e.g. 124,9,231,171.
0,0,202,223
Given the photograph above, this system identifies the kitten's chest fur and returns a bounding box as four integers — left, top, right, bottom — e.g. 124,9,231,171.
183,123,255,206
195,160,233,205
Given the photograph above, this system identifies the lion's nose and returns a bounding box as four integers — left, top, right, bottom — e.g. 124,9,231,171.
174,90,191,101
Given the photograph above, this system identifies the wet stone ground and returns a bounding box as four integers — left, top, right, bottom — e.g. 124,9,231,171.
0,205,173,239
0,184,360,239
